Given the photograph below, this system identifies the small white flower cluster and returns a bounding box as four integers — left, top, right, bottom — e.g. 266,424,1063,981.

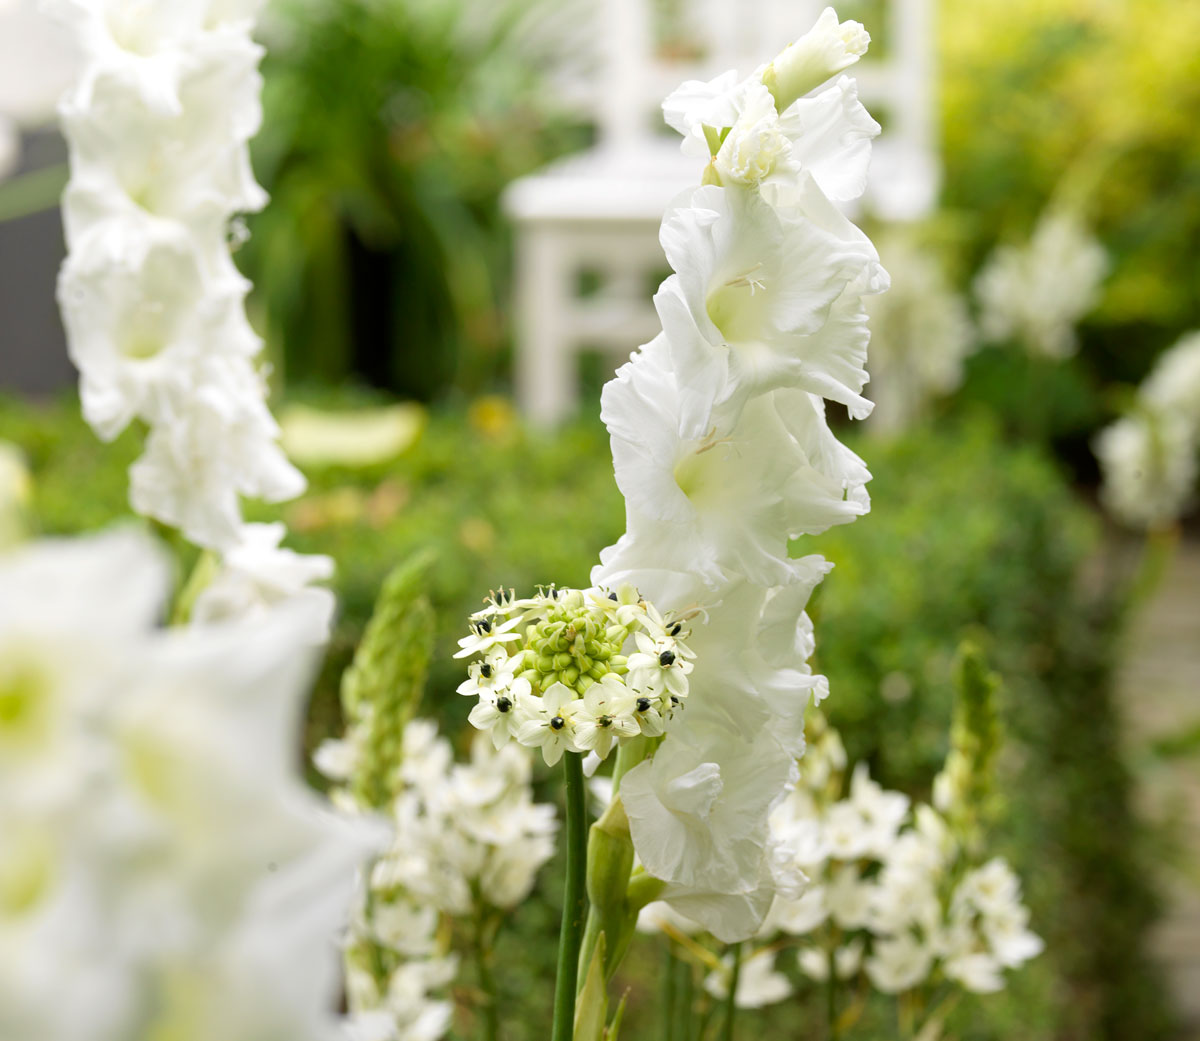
975,209,1108,360
47,0,332,637
865,234,975,435
455,586,695,766
670,714,1042,1008
0,530,374,1041
1095,330,1200,529
318,721,558,1041
588,7,885,943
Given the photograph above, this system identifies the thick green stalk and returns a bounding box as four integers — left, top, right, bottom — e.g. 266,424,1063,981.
660,944,678,1041
676,951,695,1040
720,943,742,1041
827,946,840,1041
474,908,500,1041
577,737,654,985
551,752,589,1041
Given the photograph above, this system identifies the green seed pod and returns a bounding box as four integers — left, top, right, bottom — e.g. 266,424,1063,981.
535,654,555,673
562,665,581,686
553,652,573,670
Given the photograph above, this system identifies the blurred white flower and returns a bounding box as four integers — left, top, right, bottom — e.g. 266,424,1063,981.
191,522,334,642
864,930,934,993
975,210,1107,359
51,0,326,629
704,948,793,1009
1096,330,1200,529
328,723,557,1040
865,235,975,435
0,529,374,1041
1095,411,1197,530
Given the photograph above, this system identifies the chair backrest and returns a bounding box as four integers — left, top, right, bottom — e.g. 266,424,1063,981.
585,0,938,214
595,0,828,148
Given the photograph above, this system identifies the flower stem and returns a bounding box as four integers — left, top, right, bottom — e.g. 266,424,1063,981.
474,908,500,1041
827,946,840,1041
551,751,589,1041
720,943,742,1041
660,943,678,1041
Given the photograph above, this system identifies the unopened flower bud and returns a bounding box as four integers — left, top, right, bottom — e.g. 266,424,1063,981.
762,7,869,112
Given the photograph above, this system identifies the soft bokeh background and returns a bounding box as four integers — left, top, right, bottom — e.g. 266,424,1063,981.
1,0,1198,1038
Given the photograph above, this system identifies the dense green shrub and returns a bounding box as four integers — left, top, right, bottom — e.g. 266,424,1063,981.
0,396,1169,1039
243,0,589,399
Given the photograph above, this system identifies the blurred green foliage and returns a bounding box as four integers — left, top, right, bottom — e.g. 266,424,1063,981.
0,394,1171,1039
811,417,1171,1040
939,0,1200,414
242,0,589,399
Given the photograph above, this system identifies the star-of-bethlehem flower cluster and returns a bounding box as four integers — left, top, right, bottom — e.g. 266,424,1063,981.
455,8,888,945
456,586,696,766
49,0,334,641
641,713,1043,1009
318,720,559,1041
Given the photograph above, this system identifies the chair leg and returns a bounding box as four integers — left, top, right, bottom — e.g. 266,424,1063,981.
515,226,576,428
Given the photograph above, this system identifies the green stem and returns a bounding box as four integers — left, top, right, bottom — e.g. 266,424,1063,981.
720,943,742,1041
827,946,840,1041
578,737,654,985
675,949,694,1041
660,943,678,1041
551,752,589,1041
474,909,500,1041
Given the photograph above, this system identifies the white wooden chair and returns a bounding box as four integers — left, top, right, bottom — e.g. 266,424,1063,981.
503,0,938,425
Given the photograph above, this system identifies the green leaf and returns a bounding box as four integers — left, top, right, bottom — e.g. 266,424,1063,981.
605,989,628,1041
574,932,608,1041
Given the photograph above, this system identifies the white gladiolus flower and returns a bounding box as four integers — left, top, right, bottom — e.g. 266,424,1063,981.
657,182,883,426
585,9,886,942
762,7,870,112
57,219,235,438
127,355,305,548
975,210,1108,359
51,0,328,622
190,522,335,641
0,529,375,1041
600,341,868,594
620,708,795,908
